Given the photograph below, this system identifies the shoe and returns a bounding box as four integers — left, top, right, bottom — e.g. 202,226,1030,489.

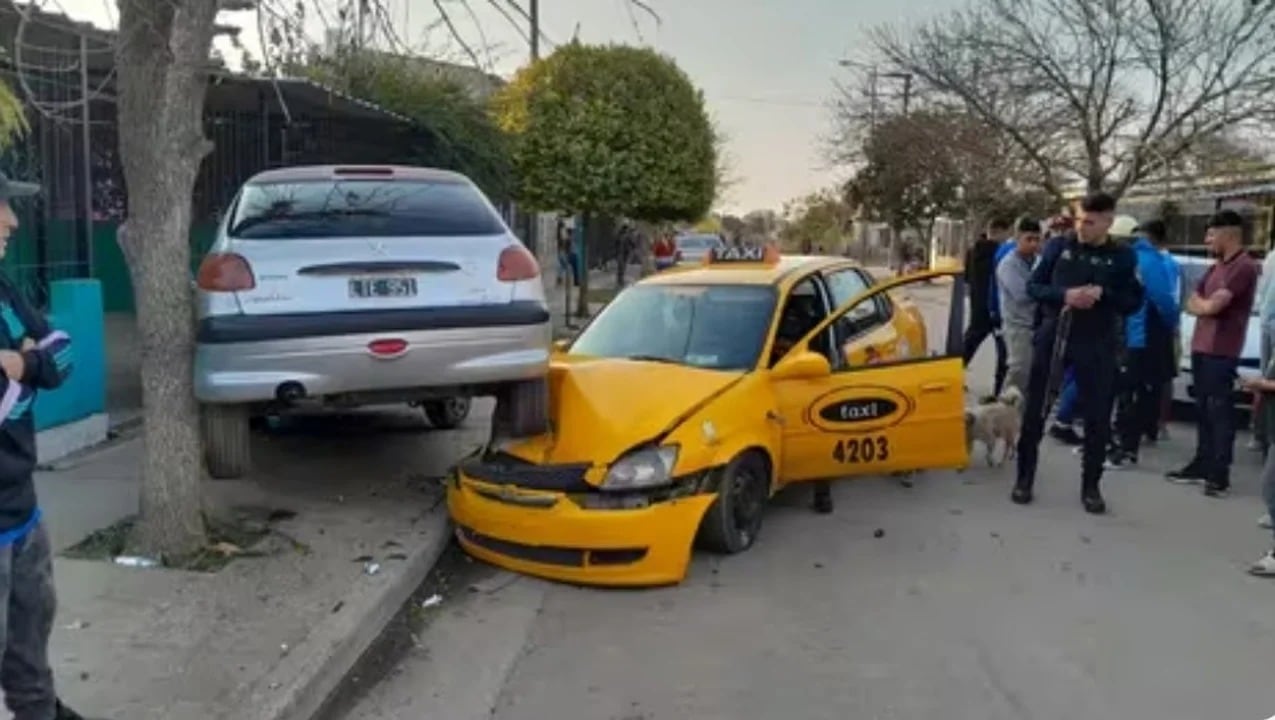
1104,451,1136,471
1249,550,1275,577
1203,482,1230,498
1260,514,1272,529
55,700,85,720
1082,489,1107,514
1011,482,1033,505
1049,424,1083,446
1166,464,1207,485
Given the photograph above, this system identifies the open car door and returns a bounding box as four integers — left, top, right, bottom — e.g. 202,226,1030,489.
770,270,968,482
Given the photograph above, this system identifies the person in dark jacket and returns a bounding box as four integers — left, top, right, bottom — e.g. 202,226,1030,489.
1107,219,1178,469
1012,192,1144,514
963,220,1011,398
0,173,82,720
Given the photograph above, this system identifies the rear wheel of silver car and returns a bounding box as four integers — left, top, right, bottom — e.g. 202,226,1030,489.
202,404,250,480
697,452,770,555
493,378,549,439
424,396,472,429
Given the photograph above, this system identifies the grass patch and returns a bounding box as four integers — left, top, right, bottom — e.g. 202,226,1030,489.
61,508,300,572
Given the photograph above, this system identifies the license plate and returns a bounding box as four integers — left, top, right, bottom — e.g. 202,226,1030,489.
349,277,417,299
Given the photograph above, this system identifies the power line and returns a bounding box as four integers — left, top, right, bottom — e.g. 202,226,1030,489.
715,94,825,108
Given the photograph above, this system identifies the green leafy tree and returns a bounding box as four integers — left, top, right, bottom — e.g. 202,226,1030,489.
493,42,717,314
0,80,27,150
781,190,851,254
847,111,965,255
299,50,514,200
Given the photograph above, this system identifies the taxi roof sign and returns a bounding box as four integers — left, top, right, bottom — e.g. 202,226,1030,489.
705,243,781,265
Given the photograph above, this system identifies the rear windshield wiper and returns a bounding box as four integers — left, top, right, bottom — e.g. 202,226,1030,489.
230,208,391,236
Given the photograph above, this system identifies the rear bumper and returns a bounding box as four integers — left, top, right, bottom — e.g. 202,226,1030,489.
194,315,550,404
197,301,550,344
447,471,716,587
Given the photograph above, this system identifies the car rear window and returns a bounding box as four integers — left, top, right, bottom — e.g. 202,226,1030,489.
228,179,507,239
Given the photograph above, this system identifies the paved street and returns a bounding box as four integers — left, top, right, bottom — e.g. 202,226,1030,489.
328,283,1275,720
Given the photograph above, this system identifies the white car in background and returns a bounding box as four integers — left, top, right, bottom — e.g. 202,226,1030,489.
1172,254,1263,409
673,233,726,265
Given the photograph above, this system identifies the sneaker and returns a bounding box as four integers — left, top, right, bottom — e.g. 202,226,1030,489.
1049,424,1083,446
1166,464,1207,485
1082,488,1107,514
1203,482,1230,498
1260,514,1272,530
1249,551,1275,577
1104,451,1136,470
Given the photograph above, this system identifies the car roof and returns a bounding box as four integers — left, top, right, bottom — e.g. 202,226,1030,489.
246,165,471,185
640,254,855,288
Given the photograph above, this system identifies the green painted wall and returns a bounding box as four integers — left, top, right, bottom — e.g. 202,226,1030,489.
91,221,219,314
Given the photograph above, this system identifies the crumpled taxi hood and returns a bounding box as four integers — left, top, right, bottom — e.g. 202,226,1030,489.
509,357,742,467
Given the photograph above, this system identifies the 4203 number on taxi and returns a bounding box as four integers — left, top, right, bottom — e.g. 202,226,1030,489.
832,436,889,464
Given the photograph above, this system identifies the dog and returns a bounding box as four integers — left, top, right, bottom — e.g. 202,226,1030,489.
964,386,1024,467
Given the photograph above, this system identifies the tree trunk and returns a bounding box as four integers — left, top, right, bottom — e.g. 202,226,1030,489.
115,0,220,560
635,222,655,278
575,214,591,318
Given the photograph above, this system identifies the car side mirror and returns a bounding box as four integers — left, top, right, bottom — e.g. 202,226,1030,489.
771,350,831,381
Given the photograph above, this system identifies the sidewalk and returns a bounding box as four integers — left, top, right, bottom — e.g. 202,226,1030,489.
44,406,476,720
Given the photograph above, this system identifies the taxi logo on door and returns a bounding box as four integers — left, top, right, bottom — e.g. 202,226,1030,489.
807,385,913,434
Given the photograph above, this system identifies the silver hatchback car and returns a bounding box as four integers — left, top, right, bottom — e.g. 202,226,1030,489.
194,165,551,478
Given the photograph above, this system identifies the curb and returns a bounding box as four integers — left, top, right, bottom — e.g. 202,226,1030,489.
228,511,454,720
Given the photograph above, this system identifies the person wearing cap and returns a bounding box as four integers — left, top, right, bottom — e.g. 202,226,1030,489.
1167,209,1259,498
1107,219,1179,470
0,172,82,720
1012,192,1144,514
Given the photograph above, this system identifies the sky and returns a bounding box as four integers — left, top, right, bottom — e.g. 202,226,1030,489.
51,0,961,215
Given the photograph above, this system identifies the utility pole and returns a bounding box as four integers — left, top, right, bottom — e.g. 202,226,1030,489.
900,73,912,116
868,66,879,130
530,0,540,61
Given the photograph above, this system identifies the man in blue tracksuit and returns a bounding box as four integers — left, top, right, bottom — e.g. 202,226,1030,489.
1108,220,1179,469
1013,193,1144,514
0,173,81,720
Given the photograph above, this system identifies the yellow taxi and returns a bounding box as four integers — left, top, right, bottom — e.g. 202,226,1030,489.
447,245,970,586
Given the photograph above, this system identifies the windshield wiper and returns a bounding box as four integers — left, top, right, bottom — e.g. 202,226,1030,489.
624,354,681,365
230,208,391,236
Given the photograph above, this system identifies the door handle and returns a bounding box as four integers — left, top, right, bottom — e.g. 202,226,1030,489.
919,382,950,393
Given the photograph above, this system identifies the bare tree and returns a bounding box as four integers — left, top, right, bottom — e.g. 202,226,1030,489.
871,0,1275,198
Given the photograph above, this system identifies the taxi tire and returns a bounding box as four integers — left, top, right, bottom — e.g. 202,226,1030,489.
697,452,770,555
493,378,549,439
424,396,472,429
202,403,250,480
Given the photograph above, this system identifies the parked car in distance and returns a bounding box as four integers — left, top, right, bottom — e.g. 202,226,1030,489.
673,233,726,265
193,165,551,479
1172,253,1262,409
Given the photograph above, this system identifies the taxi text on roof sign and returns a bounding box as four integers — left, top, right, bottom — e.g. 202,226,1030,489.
705,244,781,265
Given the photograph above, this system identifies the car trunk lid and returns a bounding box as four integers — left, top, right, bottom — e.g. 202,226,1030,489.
231,233,514,315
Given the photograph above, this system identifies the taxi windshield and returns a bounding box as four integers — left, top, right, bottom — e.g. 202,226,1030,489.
569,284,777,371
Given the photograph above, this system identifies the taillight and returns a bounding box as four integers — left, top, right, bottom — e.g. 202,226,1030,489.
196,253,256,292
497,244,540,282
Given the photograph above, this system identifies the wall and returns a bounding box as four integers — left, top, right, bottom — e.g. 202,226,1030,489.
92,221,219,313
33,279,105,431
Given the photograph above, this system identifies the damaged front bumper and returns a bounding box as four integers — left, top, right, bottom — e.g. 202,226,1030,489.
446,453,718,587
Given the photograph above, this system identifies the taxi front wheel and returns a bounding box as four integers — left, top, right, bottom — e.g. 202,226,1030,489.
697,452,770,554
